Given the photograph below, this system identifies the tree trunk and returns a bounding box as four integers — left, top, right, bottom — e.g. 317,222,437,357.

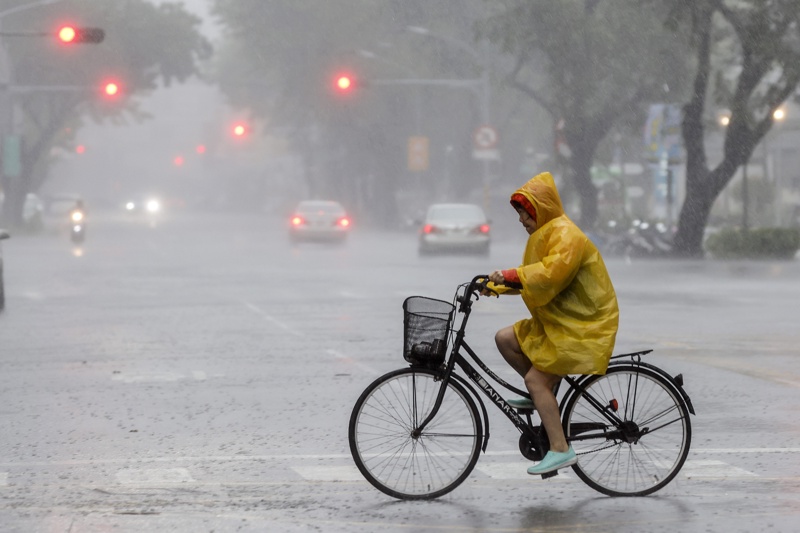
672,4,714,258
570,149,598,228
564,128,600,229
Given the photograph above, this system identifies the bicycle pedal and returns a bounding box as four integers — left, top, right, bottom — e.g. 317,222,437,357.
541,471,559,480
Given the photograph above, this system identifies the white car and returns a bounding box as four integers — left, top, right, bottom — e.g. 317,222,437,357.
418,203,490,256
288,200,352,243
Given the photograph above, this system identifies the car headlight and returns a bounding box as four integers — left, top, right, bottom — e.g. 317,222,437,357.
145,200,161,213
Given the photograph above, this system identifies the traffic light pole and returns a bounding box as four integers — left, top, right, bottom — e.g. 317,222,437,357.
0,0,63,225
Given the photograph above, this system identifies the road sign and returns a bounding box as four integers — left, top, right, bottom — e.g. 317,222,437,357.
473,125,498,149
472,125,499,160
408,136,429,172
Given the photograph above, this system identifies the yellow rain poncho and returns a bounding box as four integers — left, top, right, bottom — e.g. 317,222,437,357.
490,172,619,375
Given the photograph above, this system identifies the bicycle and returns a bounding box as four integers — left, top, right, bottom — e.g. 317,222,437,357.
348,275,695,500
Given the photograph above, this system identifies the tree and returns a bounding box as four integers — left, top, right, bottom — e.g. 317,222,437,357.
479,0,691,228
0,0,211,227
666,0,800,256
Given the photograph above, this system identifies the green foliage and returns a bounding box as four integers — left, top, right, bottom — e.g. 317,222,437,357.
705,227,800,259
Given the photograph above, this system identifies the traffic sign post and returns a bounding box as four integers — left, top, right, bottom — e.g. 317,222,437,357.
472,125,499,161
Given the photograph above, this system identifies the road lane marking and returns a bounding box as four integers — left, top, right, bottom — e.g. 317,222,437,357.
0,472,7,486
242,301,302,337
291,465,363,481
116,468,194,484
327,349,379,375
338,290,365,299
476,462,572,480
677,354,800,387
681,459,756,478
295,461,756,482
112,372,184,383
111,370,206,383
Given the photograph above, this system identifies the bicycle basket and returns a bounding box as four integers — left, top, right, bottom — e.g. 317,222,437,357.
402,296,455,367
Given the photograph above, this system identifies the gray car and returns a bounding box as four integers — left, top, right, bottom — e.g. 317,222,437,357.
418,203,490,256
0,229,9,309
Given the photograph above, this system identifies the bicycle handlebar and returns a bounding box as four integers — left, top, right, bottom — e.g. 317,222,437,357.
457,274,523,310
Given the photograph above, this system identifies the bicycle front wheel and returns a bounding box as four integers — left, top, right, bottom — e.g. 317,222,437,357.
349,367,483,500
562,365,692,496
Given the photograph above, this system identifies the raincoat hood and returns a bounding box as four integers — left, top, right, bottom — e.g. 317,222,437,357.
510,172,564,228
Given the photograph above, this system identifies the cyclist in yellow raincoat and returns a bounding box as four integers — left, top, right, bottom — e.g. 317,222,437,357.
486,171,619,475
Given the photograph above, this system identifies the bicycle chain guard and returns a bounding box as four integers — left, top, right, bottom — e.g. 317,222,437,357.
518,429,548,462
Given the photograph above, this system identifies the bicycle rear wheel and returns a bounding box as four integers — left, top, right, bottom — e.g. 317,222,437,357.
562,365,692,496
349,367,482,500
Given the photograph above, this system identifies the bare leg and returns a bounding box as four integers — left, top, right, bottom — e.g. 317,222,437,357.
495,326,569,453
524,366,568,452
494,326,531,377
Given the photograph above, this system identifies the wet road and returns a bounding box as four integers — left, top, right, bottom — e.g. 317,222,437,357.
1,210,799,532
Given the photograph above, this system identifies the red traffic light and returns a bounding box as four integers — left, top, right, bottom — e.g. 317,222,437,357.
334,72,359,94
231,122,248,138
58,26,76,43
57,26,105,44
337,76,352,91
103,82,120,97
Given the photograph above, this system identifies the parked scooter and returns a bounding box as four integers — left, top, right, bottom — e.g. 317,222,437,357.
595,219,673,258
69,203,86,243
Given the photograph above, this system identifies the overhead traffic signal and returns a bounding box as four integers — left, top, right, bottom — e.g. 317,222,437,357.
57,26,105,44
102,81,120,98
333,72,359,95
337,75,352,91
231,122,248,138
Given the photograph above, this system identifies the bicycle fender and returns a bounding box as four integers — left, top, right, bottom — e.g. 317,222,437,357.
587,362,696,416
626,361,696,415
448,372,492,453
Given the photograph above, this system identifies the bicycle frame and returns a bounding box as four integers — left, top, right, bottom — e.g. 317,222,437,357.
412,275,695,457
412,276,551,453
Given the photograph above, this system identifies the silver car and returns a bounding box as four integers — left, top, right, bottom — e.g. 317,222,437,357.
418,203,490,256
289,200,352,243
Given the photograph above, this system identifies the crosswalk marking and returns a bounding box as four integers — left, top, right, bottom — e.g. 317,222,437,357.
0,460,767,490
291,465,363,481
112,371,208,383
116,468,194,484
681,459,756,478
475,462,572,480
293,461,756,482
